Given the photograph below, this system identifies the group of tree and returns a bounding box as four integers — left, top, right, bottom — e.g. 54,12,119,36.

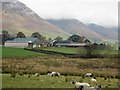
1,30,47,45
68,34,91,43
2,30,14,45
53,34,91,43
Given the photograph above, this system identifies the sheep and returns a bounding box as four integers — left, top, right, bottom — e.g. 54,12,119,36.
47,73,52,76
73,82,101,90
34,73,39,77
47,72,60,77
71,80,90,89
91,77,97,82
85,73,93,77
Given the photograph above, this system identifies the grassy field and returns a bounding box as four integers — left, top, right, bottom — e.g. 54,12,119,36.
2,47,47,58
1,46,119,88
1,47,120,58
2,74,118,88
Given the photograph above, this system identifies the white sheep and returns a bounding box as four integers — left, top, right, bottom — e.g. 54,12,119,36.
35,73,39,76
71,80,90,89
91,77,97,82
71,81,101,90
47,72,60,77
47,73,52,76
85,73,93,77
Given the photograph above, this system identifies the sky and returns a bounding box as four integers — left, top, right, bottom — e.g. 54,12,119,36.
18,0,119,27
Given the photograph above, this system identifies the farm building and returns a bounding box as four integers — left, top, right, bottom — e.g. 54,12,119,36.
5,38,42,48
53,40,88,47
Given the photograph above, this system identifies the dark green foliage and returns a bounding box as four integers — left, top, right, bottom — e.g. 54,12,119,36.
54,36,63,41
16,32,26,38
2,30,14,45
31,32,46,41
68,34,85,43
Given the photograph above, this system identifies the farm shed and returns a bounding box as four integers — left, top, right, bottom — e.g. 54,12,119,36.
53,40,88,47
5,38,42,48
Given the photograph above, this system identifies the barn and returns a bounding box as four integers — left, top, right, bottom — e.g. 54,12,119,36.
5,38,41,48
53,40,88,47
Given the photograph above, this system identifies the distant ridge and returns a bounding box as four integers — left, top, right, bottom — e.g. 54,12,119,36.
87,23,118,40
47,19,108,41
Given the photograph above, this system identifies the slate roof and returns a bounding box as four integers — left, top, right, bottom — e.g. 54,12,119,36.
5,38,41,44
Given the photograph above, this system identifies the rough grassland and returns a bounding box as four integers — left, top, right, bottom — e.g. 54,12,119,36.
2,47,47,58
2,57,118,78
2,74,118,88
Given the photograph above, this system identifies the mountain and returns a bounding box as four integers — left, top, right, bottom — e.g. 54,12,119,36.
87,23,118,40
47,19,108,41
1,0,70,39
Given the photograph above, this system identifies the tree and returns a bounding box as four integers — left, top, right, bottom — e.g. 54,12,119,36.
2,30,10,45
68,34,85,43
54,36,63,41
16,32,26,38
31,32,45,41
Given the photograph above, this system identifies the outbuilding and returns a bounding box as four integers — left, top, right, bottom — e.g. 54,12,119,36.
53,40,88,47
5,38,41,48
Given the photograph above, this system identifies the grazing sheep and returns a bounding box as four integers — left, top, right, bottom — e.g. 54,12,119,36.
71,80,90,89
85,73,93,77
72,82,101,90
47,72,60,77
47,73,52,76
35,73,39,77
91,77,97,82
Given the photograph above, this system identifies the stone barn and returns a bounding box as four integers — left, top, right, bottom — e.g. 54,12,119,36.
5,38,41,48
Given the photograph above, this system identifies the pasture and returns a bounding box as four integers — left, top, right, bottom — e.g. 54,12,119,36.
2,47,47,58
1,46,119,89
2,74,118,88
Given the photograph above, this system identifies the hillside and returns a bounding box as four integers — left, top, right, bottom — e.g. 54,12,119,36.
1,0,70,39
47,19,108,41
87,23,118,40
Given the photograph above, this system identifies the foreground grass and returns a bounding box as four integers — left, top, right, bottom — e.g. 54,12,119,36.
2,47,47,58
2,74,118,88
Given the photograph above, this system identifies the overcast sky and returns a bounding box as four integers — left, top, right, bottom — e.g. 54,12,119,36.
18,0,118,27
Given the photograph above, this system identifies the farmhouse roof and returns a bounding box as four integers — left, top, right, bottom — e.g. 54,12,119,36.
5,38,41,44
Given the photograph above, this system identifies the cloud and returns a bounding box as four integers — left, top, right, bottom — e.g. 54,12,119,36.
17,0,119,26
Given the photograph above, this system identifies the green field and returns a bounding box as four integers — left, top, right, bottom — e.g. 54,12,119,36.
2,74,118,88
2,47,47,58
1,47,120,58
